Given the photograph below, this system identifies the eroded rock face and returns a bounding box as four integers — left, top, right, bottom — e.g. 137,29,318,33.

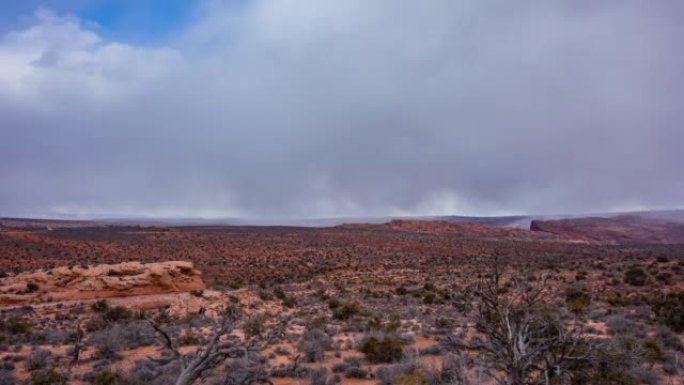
0,261,204,305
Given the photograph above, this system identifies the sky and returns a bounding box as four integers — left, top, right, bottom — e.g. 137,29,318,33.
1,1,683,220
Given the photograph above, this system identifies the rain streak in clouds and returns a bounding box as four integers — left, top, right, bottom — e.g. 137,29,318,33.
1,0,683,219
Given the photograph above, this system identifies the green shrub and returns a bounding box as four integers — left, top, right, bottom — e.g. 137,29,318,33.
385,313,401,332
624,267,648,286
85,316,109,332
91,300,109,313
395,369,429,385
85,305,133,332
643,337,664,363
29,368,67,385
565,288,591,314
93,370,120,385
178,331,202,346
358,335,403,363
3,317,31,335
333,302,361,320
652,292,684,332
103,306,133,323
244,314,267,339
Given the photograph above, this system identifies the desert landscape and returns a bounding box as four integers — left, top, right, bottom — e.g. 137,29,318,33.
2,1,683,384
1,214,684,385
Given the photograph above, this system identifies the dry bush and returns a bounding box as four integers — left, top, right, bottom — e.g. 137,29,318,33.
358,335,403,364
24,349,51,371
297,327,331,363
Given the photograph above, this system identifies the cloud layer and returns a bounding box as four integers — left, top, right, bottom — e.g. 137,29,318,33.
1,1,683,219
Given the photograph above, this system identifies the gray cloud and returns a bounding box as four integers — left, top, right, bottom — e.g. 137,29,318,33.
1,1,683,219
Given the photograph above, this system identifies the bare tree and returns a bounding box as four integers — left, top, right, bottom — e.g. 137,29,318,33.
671,353,684,385
147,307,287,385
448,256,585,385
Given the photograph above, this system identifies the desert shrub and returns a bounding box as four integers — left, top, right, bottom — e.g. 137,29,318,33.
93,369,120,385
244,314,268,340
605,314,638,336
309,367,327,385
257,290,273,301
333,357,363,373
103,306,133,323
418,344,441,355
385,313,401,332
366,313,383,331
189,290,203,298
332,302,361,320
438,354,471,385
91,300,109,313
327,298,341,310
395,369,429,385
651,291,684,332
0,370,16,385
343,356,363,367
24,349,51,371
117,322,156,348
43,329,68,345
575,270,588,281
565,287,591,314
125,358,179,385
358,335,403,363
567,337,643,385
331,362,349,373
642,337,664,363
422,292,436,305
655,326,684,352
222,358,270,385
178,330,202,346
655,272,672,284
271,361,310,378
395,286,408,295
28,368,67,385
92,328,123,360
281,296,297,308
273,287,287,300
297,327,332,362
626,367,660,385
87,306,134,331
26,282,39,293
434,317,453,329
274,346,291,356
624,267,648,286
375,362,432,385
85,316,109,332
343,367,368,379
2,317,31,335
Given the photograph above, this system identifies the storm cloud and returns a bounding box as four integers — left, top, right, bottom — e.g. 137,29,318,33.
1,1,683,219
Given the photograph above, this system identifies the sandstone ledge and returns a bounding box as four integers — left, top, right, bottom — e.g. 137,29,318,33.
0,261,205,306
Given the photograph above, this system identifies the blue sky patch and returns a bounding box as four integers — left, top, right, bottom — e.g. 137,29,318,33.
0,0,201,44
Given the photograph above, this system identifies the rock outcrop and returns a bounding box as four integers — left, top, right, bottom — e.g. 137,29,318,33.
0,261,204,305
530,216,684,244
